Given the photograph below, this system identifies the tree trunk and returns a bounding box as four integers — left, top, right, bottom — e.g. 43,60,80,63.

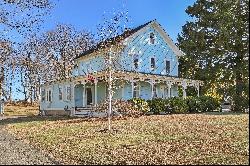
234,52,244,112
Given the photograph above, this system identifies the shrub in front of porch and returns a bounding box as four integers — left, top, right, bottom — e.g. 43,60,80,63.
128,98,150,114
95,99,144,117
166,97,189,114
146,96,220,114
186,96,220,113
147,98,168,114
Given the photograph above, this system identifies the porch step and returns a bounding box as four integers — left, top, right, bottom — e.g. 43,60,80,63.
74,107,94,117
75,107,93,111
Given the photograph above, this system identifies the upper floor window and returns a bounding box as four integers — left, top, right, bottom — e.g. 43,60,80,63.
150,33,155,44
166,60,170,74
58,86,63,100
133,82,140,98
133,54,139,70
151,57,156,70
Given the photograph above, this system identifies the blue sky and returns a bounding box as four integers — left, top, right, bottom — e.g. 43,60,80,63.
13,0,196,100
43,0,195,42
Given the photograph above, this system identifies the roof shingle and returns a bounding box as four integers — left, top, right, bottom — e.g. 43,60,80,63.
75,20,155,59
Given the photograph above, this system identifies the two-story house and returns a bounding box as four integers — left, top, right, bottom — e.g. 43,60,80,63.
40,20,202,116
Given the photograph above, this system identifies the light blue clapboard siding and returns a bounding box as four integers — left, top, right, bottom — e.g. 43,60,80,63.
119,27,178,76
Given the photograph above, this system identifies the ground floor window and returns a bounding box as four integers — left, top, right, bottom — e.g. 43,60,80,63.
46,89,52,102
66,86,72,101
41,89,45,102
58,86,63,100
133,82,140,98
164,86,171,98
153,84,157,98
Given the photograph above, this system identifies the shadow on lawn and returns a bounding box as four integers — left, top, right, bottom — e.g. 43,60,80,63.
0,114,130,126
0,115,80,126
202,111,248,116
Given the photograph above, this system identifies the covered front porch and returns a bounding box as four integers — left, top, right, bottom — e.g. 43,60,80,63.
72,71,203,108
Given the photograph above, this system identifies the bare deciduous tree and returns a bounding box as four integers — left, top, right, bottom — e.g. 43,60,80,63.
16,25,95,103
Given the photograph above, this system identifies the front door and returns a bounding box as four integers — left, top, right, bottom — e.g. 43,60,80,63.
86,88,92,106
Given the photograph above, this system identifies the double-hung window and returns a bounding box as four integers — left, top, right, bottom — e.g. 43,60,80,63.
66,86,71,101
153,84,157,98
46,89,52,102
58,86,63,100
133,82,140,98
151,57,156,71
41,89,46,102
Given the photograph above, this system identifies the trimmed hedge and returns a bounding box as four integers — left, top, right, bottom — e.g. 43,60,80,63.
147,98,166,114
167,97,189,114
186,96,220,113
147,97,189,114
146,96,220,114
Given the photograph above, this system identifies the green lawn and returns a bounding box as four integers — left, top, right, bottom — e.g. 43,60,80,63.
2,114,249,165
3,105,39,117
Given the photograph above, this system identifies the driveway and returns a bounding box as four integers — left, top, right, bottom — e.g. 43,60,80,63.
0,116,59,165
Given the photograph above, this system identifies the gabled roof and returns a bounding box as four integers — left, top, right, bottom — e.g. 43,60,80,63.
75,20,154,60
75,19,184,60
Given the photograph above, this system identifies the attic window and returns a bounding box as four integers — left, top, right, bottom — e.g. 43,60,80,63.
150,33,155,44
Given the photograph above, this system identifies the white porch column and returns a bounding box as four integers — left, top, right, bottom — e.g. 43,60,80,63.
182,80,187,99
167,81,172,98
94,79,98,106
196,83,200,97
82,81,86,107
72,83,75,108
151,79,155,99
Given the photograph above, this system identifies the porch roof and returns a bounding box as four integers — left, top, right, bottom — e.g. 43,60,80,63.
43,70,203,87
74,71,203,86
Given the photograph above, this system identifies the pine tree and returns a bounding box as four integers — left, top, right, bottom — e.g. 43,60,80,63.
178,0,249,112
